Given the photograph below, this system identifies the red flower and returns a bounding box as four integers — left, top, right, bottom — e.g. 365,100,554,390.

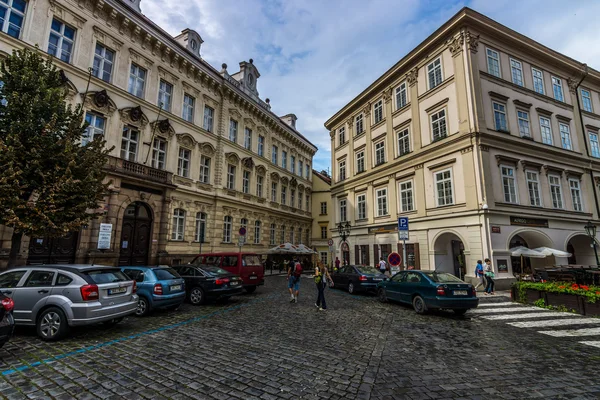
581,285,590,291
559,285,566,289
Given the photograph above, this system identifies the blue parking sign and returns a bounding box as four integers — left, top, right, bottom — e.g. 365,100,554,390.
398,217,409,231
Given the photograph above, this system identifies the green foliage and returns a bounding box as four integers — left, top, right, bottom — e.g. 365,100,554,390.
0,48,111,238
513,281,600,304
533,298,546,308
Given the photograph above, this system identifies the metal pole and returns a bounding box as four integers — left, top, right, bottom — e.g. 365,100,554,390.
402,238,407,271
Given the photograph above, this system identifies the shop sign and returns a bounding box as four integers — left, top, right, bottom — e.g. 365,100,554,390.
497,259,509,273
510,217,548,228
368,224,398,234
491,226,501,234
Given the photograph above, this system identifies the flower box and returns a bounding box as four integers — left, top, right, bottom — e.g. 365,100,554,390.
546,292,583,314
582,301,600,317
525,289,543,304
513,281,600,317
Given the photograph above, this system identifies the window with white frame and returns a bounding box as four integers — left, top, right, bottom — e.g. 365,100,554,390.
431,109,447,141
223,216,232,243
357,194,366,220
254,221,261,244
400,181,414,212
374,100,383,124
258,135,264,156
517,110,530,138
226,165,236,190
589,132,600,158
256,175,263,197
486,48,500,78
501,166,518,203
552,76,564,102
559,123,572,150
281,186,287,205
570,179,583,212
48,19,75,63
270,224,276,245
306,164,310,179
540,117,553,145
199,155,210,184
0,0,26,39
291,155,296,174
435,169,453,206
128,63,146,98
171,209,185,241
427,58,443,89
195,212,206,242
151,137,167,170
242,170,250,194
92,43,114,83
340,199,347,222
271,182,277,202
83,112,105,146
526,171,542,207
203,106,214,132
581,89,593,113
356,114,364,135
320,251,328,265
375,141,385,165
183,94,195,123
549,175,563,209
282,150,287,169
356,150,365,173
121,126,139,161
271,145,278,164
177,148,191,177
320,226,327,239
510,59,523,86
397,128,410,156
244,128,252,150
290,189,295,207
240,218,247,231
395,82,407,109
493,101,508,131
158,80,173,112
532,68,545,94
376,188,388,216
338,160,346,181
338,127,346,145
320,202,327,215
229,119,238,142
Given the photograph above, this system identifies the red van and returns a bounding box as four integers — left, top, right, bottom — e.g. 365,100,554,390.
191,253,264,293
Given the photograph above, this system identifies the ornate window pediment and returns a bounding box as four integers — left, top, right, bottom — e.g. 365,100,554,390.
151,119,175,138
280,176,289,185
229,108,242,119
199,142,216,156
290,178,298,187
83,90,117,115
225,152,240,164
60,70,78,99
257,126,268,134
244,118,256,128
119,106,149,128
298,183,305,191
270,172,280,181
256,165,266,175
242,157,255,169
176,133,197,148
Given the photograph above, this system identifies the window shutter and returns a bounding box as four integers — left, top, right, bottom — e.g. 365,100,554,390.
414,243,420,270
373,245,379,267
355,245,359,265
365,246,370,267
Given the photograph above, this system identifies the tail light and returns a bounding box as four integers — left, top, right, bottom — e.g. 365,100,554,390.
1,297,14,312
471,285,476,296
436,286,446,296
359,275,368,281
132,281,137,294
153,284,163,295
80,284,99,301
215,278,230,285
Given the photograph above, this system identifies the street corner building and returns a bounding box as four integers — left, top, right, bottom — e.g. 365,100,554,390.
0,0,318,267
325,7,600,289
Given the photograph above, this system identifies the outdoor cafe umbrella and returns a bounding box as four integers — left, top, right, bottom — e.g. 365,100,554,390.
266,243,301,255
510,246,546,275
296,244,317,254
532,247,572,258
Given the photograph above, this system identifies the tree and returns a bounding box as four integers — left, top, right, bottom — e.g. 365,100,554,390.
0,48,111,267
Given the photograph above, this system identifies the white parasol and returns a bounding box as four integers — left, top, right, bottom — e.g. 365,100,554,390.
296,244,317,254
509,246,546,258
532,247,572,258
266,243,302,254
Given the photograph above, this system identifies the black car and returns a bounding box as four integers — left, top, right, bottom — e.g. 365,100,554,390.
172,265,244,305
0,291,15,348
332,265,387,294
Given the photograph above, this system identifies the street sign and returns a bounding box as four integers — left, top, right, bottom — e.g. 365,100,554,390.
239,227,247,236
328,245,334,253
328,239,333,246
97,223,112,250
398,231,409,240
388,252,402,267
398,217,409,231
238,236,245,246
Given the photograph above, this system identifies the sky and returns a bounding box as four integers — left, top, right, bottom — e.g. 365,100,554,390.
140,0,600,173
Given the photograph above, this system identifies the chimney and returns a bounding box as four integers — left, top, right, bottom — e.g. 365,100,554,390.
280,114,298,129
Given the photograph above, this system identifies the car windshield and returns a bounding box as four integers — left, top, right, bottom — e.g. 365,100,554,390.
201,266,230,277
423,272,465,283
85,269,130,284
356,266,380,274
154,268,180,280
242,255,262,267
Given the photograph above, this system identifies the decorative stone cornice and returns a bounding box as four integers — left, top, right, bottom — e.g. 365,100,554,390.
119,106,149,128
82,90,117,115
407,67,418,87
150,119,175,138
129,48,154,69
157,66,179,82
92,25,123,51
199,142,216,156
225,152,240,164
567,77,578,94
176,133,197,148
446,31,464,57
466,31,480,53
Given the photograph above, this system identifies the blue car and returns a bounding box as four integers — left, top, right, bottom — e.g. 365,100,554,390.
376,270,478,315
121,266,185,316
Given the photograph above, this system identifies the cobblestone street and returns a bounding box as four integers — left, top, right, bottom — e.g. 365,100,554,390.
0,276,599,400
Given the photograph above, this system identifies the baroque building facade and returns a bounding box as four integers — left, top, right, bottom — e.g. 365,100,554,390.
310,170,332,268
0,0,317,267
325,7,600,288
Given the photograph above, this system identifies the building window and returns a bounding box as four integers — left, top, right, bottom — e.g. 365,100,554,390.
282,151,287,169
526,171,541,207
128,63,146,98
357,194,366,220
271,145,278,164
501,166,518,203
151,137,167,170
177,148,191,178
281,186,287,205
340,199,347,222
338,127,346,145
48,18,75,63
256,175,263,197
400,181,414,212
532,68,544,94
203,106,214,132
320,226,327,240
549,175,563,209
427,58,443,89
431,109,447,141
121,126,139,161
493,102,508,132
183,94,195,123
270,224,276,245
373,100,383,124
435,169,453,206
510,59,523,86
290,229,295,245
0,0,26,38
242,170,250,194
397,128,410,156
244,128,252,150
320,251,328,265
376,188,388,216
570,179,583,212
258,135,264,156
540,117,553,145
338,160,346,181
227,165,236,190
83,112,105,146
581,89,593,113
271,182,277,202
171,209,186,241
195,212,206,242
229,119,238,142
356,150,365,173
158,80,173,112
199,155,210,183
306,194,310,211
552,76,564,102
298,192,303,209
356,114,364,135
486,48,500,78
298,160,303,177
395,82,407,109
589,132,600,158
254,221,261,244
223,216,232,243
559,123,572,150
306,164,310,179
298,228,303,244
92,43,114,83
290,189,295,207
320,202,327,215
517,110,530,138
375,141,385,165
291,155,296,174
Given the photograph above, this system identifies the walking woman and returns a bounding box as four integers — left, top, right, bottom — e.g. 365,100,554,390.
484,258,495,295
314,262,333,311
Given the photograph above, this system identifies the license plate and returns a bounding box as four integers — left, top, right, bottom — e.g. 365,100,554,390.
170,285,182,291
230,281,240,286
454,290,468,295
108,287,127,295
373,278,383,281
249,276,257,280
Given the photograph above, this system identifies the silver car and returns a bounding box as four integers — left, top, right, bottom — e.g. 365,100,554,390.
0,265,138,341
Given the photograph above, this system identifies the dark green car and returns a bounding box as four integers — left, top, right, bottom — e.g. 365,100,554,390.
376,270,478,315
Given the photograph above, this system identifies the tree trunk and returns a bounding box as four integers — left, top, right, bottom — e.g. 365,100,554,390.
8,231,23,267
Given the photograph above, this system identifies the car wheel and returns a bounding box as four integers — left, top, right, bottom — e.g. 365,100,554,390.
412,295,428,315
348,282,355,294
245,286,257,294
377,288,387,303
37,307,69,341
453,309,468,316
135,297,151,316
189,287,205,305
102,317,124,326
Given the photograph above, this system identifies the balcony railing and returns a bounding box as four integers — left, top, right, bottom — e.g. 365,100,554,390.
105,156,173,185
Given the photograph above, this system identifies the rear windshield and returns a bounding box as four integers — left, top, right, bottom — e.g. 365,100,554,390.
423,272,464,283
202,266,230,277
85,269,130,284
356,266,380,274
242,255,262,267
154,268,180,280
201,256,222,266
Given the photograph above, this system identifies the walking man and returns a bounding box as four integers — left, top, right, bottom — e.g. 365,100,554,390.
378,257,387,275
287,258,302,303
475,260,485,290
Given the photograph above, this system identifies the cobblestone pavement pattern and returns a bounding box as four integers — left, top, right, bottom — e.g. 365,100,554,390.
0,276,599,400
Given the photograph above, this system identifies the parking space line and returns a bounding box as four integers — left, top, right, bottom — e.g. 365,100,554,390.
538,327,600,337
468,307,546,314
480,312,578,320
508,318,600,328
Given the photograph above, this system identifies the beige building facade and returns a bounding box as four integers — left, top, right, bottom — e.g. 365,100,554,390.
325,7,600,287
0,0,317,267
311,170,332,267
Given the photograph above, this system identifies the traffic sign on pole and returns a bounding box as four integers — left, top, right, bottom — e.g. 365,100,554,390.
398,217,409,270
239,227,247,236
328,239,333,246
398,217,409,231
388,252,402,267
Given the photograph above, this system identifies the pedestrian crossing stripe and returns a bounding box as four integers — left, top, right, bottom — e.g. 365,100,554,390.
579,341,600,348
538,327,600,337
508,318,600,328
480,312,578,320
477,302,515,307
468,306,547,314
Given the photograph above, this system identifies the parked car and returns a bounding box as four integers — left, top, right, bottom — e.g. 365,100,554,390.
332,265,387,294
377,270,478,315
172,264,244,305
191,253,264,293
0,291,15,348
0,265,138,341
121,266,186,316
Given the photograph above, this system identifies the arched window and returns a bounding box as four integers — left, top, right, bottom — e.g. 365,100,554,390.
223,216,232,243
254,221,261,244
195,212,206,242
172,209,186,241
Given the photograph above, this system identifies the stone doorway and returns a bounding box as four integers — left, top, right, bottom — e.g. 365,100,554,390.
27,232,79,265
119,202,153,266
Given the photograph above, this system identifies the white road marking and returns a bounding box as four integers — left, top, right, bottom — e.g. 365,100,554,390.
468,307,546,314
477,302,516,307
508,318,600,328
480,312,578,320
538,327,600,337
580,341,600,349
